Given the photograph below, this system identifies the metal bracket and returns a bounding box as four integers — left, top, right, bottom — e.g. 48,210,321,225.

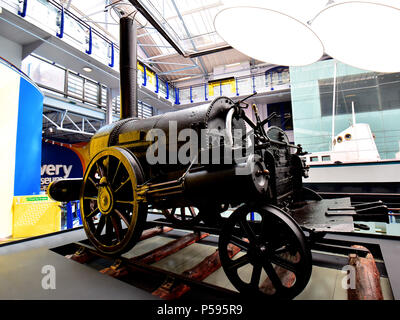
110,259,123,271
74,246,86,256
43,107,103,138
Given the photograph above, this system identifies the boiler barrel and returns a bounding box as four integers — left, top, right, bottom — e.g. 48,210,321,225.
89,97,246,178
184,155,269,202
115,97,237,146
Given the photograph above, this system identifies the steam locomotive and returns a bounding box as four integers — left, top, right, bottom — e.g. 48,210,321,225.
48,95,313,299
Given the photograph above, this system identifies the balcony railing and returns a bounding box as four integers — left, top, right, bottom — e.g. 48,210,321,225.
177,68,290,106
2,0,176,104
24,54,154,119
3,0,291,108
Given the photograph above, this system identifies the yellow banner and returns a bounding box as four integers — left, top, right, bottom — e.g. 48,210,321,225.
208,79,236,96
137,62,155,85
13,195,61,238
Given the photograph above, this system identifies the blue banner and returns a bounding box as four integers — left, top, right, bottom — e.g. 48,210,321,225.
41,142,83,191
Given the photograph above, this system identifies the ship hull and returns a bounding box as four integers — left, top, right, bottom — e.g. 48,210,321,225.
304,160,400,199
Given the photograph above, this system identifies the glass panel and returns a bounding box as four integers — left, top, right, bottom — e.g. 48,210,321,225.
114,48,120,71
28,0,59,35
63,14,87,52
84,80,99,106
138,67,144,86
180,88,191,104
91,33,110,66
1,0,20,13
112,96,120,115
67,73,84,99
145,69,157,92
138,101,153,119
221,81,234,96
21,56,65,92
159,80,167,97
101,86,107,107
170,86,176,102
319,73,379,116
291,60,400,158
136,0,225,54
192,85,204,103
236,77,252,96
378,73,400,110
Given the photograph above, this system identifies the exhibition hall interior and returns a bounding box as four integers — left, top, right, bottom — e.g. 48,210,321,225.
1,0,400,302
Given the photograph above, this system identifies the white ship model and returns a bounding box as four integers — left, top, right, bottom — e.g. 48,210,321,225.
302,105,400,193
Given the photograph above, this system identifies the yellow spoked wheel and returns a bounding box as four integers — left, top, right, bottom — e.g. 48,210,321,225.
80,147,147,256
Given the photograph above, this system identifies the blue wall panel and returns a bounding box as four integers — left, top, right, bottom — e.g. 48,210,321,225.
14,77,43,196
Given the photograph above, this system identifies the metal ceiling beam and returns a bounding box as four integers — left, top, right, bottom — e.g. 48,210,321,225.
43,110,100,137
65,0,73,10
128,0,185,55
138,43,173,48
170,0,208,75
143,53,174,60
168,74,203,77
147,61,197,66
138,30,160,38
187,45,233,58
136,36,166,75
163,1,223,21
128,0,232,68
158,65,199,75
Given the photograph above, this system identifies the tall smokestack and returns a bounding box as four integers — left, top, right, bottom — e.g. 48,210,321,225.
119,16,138,119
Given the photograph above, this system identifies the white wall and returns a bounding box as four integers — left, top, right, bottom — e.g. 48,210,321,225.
0,62,20,238
0,34,22,69
211,61,251,81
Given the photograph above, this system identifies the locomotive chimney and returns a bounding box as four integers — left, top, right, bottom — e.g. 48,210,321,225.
119,16,138,119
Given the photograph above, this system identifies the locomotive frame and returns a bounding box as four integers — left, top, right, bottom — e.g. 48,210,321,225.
49,94,315,299
47,15,317,300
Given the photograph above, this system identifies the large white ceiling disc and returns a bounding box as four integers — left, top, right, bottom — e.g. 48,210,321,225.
214,4,324,66
312,1,400,72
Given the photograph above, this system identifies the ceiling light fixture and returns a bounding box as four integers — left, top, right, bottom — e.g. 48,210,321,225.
177,76,193,81
311,1,400,72
214,1,325,67
83,66,92,72
225,62,241,68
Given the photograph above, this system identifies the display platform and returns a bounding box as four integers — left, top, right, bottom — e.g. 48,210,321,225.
1,204,399,301
0,246,158,300
53,229,393,300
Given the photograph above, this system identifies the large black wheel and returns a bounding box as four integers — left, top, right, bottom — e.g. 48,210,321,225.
218,204,312,299
80,147,147,256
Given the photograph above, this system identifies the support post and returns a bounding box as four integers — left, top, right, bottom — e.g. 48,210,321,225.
66,202,73,229
105,87,113,124
331,61,337,150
